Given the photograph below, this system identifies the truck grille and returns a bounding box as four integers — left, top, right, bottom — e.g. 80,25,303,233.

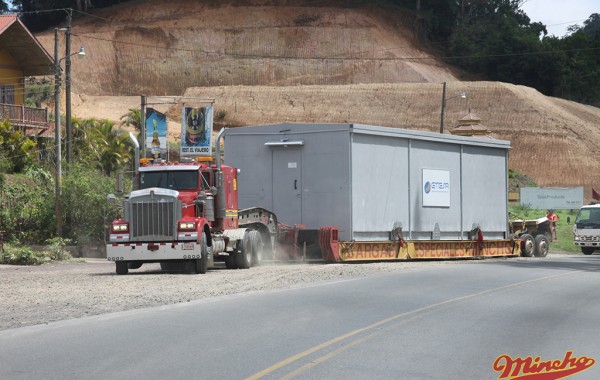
125,188,181,242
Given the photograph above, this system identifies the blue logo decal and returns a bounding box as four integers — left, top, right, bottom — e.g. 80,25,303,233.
424,181,431,194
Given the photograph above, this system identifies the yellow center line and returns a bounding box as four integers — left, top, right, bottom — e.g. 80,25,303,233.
245,269,583,380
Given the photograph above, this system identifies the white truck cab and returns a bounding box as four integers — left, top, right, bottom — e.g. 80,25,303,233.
573,204,600,255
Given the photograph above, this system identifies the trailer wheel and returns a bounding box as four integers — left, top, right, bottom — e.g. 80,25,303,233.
116,261,128,275
249,230,263,267
194,232,209,274
237,232,252,269
520,234,535,257
582,247,595,255
533,235,549,257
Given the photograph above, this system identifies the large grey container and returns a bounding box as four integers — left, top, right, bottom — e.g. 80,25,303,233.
224,123,510,242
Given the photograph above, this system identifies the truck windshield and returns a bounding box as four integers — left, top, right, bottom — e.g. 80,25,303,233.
140,171,199,191
574,208,600,228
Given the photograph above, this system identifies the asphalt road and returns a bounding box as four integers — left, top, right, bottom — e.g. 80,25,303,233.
1,256,600,380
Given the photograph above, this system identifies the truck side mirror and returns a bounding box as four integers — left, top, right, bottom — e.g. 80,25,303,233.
107,194,117,203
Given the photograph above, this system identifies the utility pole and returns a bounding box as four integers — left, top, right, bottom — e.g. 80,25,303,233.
141,95,147,158
440,81,447,134
65,9,72,164
54,28,62,237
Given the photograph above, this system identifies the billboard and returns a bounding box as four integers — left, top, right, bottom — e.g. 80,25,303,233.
181,106,213,157
520,187,583,210
145,108,167,158
423,169,450,207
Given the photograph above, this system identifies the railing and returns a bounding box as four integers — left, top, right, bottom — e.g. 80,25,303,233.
0,103,48,133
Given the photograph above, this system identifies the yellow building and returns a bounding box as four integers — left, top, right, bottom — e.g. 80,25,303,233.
0,14,53,133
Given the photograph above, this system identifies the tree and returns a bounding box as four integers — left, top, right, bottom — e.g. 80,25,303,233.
0,120,36,173
119,108,142,132
86,119,133,175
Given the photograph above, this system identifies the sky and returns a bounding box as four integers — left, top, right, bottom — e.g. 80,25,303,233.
520,0,598,37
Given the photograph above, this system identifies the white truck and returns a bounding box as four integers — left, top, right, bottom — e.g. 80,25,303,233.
573,204,600,255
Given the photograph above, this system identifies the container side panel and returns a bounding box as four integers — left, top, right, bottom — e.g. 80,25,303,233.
351,134,409,241
224,135,274,212
409,140,462,239
225,126,352,241
300,132,351,240
462,146,508,239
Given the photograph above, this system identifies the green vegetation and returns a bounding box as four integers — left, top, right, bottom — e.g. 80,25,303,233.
0,243,46,265
0,237,73,265
0,116,133,256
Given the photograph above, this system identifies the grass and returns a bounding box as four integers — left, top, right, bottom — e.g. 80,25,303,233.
509,205,579,253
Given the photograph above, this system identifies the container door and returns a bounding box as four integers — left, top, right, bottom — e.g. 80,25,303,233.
272,148,302,225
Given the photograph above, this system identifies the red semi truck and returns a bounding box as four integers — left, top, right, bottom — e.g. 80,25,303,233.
106,130,280,275
107,127,528,275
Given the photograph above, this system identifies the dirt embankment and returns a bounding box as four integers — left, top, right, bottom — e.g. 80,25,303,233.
33,0,600,197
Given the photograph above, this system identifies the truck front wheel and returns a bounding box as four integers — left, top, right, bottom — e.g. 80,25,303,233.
116,261,128,275
582,247,595,255
194,232,209,274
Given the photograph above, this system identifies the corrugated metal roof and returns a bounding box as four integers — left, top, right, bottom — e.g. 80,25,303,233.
0,14,53,76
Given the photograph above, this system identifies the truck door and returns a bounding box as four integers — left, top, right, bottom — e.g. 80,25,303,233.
272,148,302,225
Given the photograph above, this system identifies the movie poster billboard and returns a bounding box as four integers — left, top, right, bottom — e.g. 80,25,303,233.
181,106,213,157
145,108,167,158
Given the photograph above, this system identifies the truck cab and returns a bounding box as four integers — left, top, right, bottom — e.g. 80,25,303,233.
573,204,600,255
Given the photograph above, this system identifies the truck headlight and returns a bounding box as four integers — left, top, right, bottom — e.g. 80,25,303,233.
178,222,196,231
111,223,129,233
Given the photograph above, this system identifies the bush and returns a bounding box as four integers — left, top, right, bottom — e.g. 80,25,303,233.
61,163,127,243
0,173,55,244
45,237,72,261
0,243,46,265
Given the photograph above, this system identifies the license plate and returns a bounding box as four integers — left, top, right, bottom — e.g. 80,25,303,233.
182,242,194,250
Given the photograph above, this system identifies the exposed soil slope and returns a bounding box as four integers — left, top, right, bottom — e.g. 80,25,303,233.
36,0,457,96
33,0,600,198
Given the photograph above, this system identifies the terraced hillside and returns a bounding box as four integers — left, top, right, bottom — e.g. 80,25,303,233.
32,0,600,199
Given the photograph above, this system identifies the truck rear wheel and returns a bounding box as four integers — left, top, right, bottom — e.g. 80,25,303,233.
116,261,128,275
533,235,549,257
520,234,534,257
237,232,252,269
582,247,595,255
249,230,263,267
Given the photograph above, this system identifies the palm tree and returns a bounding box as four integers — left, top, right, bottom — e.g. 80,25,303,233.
120,108,141,132
85,119,133,176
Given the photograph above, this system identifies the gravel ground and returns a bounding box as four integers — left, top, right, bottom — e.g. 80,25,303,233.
0,253,576,331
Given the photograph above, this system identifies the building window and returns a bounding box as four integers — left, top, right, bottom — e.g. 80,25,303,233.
0,85,14,104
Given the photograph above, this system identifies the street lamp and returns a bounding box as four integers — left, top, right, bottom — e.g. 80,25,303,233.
54,27,85,236
439,81,466,134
